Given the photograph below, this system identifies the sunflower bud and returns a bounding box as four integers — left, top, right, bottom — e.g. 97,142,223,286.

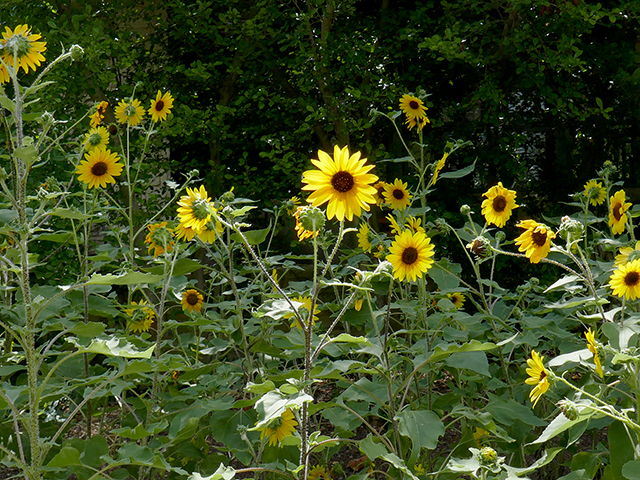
220,188,235,205
435,218,448,233
478,446,498,465
466,237,491,259
511,306,523,320
558,399,579,421
558,216,584,243
530,277,539,287
495,231,506,243
299,206,325,233
70,44,84,61
38,111,54,128
460,204,472,216
598,161,616,177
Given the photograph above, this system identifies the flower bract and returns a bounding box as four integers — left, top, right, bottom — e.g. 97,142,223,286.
514,220,556,264
525,350,549,407
177,185,214,233
583,180,606,206
0,24,47,83
75,147,123,189
115,98,145,126
609,190,632,235
144,222,175,257
481,182,518,227
399,94,430,131
383,178,412,211
149,90,174,122
259,408,298,447
84,126,110,151
609,258,640,300
181,289,204,313
293,206,319,241
302,145,378,222
126,300,155,333
388,230,435,282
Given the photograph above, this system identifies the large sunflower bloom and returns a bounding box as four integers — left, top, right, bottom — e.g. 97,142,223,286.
374,182,388,206
0,24,47,83
357,222,372,253
75,147,123,189
176,185,214,233
84,126,110,152
514,220,556,264
585,328,603,378
149,90,174,122
144,222,175,257
388,230,435,282
181,289,204,313
259,408,298,447
302,145,378,222
481,182,518,228
383,178,412,211
115,98,145,126
399,94,430,132
525,350,549,407
609,258,640,300
609,190,632,235
583,180,606,206
125,300,155,333
285,296,320,329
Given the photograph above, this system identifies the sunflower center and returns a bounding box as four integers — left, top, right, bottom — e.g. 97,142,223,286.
91,161,108,176
539,370,547,382
401,247,419,265
331,171,354,193
187,293,200,305
531,230,548,247
108,124,118,135
409,100,420,110
154,100,165,112
492,195,507,213
624,271,640,287
613,202,623,221
393,188,405,200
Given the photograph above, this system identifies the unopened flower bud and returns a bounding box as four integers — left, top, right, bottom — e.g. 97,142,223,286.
466,237,491,259
495,231,506,243
38,111,54,128
478,446,498,464
529,277,539,287
558,216,584,243
558,399,579,421
220,188,235,204
460,204,472,216
70,44,84,61
511,307,523,320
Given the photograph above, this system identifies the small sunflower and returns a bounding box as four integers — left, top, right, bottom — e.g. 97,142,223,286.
609,190,632,236
615,241,640,266
309,465,332,480
0,24,47,83
448,292,466,309
286,196,301,216
374,181,388,206
405,216,425,234
83,126,110,151
585,328,603,378
383,178,412,211
609,258,640,300
525,350,549,407
293,206,319,241
357,222,372,253
514,220,556,264
583,180,606,206
197,220,224,243
432,152,449,185
284,296,320,329
259,408,298,447
125,300,155,333
176,185,214,233
149,90,174,122
181,288,204,313
301,145,378,222
144,222,175,257
481,182,518,228
75,147,123,189
115,98,145,126
399,94,430,132
175,222,198,242
386,213,403,235
89,101,109,128
388,230,435,282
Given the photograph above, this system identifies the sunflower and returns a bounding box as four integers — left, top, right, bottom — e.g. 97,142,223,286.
399,94,430,132
181,289,204,313
149,90,174,122
432,152,449,185
514,220,556,264
176,185,214,233
175,222,198,241
383,179,412,211
0,24,47,83
309,465,332,480
75,147,123,189
357,222,372,253
374,181,388,206
89,101,109,128
302,145,378,222
585,328,603,378
583,180,606,206
83,126,110,151
386,214,403,235
405,216,425,234
615,241,640,266
259,408,298,447
286,196,301,216
525,350,549,407
115,98,145,126
197,220,224,243
609,190,632,235
609,258,640,300
284,296,320,329
125,300,155,333
388,230,435,282
144,222,175,257
481,182,518,228
448,292,466,309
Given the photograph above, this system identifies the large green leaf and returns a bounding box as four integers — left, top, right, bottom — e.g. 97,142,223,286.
88,272,164,285
396,409,445,465
189,463,236,480
68,335,155,358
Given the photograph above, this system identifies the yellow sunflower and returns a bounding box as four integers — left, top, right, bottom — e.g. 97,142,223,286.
89,101,109,128
609,190,632,235
583,180,606,206
115,98,145,126
175,222,198,241
181,289,204,313
259,408,298,447
383,178,412,211
284,296,320,329
525,350,549,407
585,328,603,378
615,241,640,266
386,213,403,235
388,230,435,282
405,216,425,234
609,258,640,300
399,94,430,132
144,222,175,257
293,206,319,241
125,300,155,333
309,465,332,480
448,292,466,309
286,196,301,216
357,222,373,253
149,90,174,122
176,185,214,233
514,220,556,264
0,24,47,83
75,147,123,189
481,182,518,228
374,181,388,206
197,220,224,243
432,152,449,185
84,126,110,151
302,145,379,222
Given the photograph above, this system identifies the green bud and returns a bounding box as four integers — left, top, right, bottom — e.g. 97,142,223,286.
478,446,497,464
558,399,579,421
460,204,472,216
38,111,54,128
530,277,540,287
220,188,235,204
511,306,523,320
495,231,506,243
70,44,84,61
558,216,584,243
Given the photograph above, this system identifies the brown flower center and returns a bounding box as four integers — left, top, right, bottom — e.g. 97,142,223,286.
91,161,108,176
401,246,419,265
624,271,640,287
613,202,623,221
409,100,419,110
492,195,507,213
331,171,354,193
393,188,404,200
187,293,200,306
531,230,548,247
154,100,165,112
108,124,118,135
